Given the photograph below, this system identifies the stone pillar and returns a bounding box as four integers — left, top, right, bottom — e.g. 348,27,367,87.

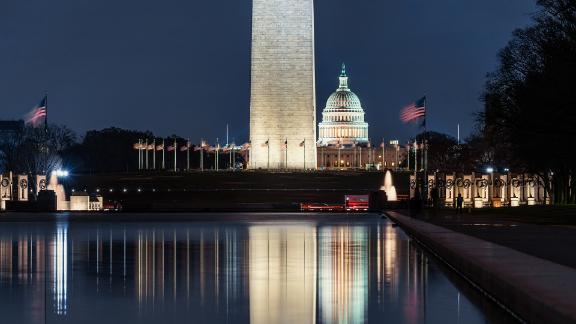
36,175,47,193
463,174,473,206
445,173,455,207
498,174,508,204
17,175,28,201
510,175,521,207
1,172,13,203
249,0,317,169
409,174,416,199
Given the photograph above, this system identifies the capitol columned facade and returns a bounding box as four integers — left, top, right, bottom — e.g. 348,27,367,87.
318,64,369,146
316,65,407,170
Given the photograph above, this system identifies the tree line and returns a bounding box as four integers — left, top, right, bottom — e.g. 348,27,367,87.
0,126,245,176
480,0,576,204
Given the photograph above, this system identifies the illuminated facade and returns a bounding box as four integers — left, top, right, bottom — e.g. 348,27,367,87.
317,144,408,170
318,65,369,146
249,0,317,169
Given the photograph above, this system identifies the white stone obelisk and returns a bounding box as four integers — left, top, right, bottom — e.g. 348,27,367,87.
249,0,317,169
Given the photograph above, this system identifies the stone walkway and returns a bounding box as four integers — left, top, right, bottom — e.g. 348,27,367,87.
387,211,576,324
406,207,576,269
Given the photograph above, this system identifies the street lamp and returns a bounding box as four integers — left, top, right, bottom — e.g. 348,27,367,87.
53,170,69,177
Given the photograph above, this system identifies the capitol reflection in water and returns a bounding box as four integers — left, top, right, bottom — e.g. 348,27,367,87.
0,218,511,323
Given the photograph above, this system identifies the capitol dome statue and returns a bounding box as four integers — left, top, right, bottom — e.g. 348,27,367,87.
318,64,369,146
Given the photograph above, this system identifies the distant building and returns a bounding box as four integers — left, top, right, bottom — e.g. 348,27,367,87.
316,66,406,170
318,64,368,146
317,144,407,170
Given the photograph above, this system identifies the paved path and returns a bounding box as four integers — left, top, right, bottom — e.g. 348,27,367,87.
387,211,576,324
405,208,576,269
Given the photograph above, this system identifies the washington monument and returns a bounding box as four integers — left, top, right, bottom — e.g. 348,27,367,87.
249,0,317,169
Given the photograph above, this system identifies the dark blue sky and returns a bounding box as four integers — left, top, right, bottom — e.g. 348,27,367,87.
1,0,536,144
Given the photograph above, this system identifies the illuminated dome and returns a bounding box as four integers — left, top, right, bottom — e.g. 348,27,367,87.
318,64,369,146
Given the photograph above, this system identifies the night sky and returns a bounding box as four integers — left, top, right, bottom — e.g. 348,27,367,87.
1,0,536,144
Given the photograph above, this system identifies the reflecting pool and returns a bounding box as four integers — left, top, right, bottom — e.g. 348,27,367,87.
0,214,514,323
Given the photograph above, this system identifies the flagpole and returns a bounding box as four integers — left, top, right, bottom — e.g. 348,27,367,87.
173,138,177,172
162,139,165,170
457,123,460,145
145,138,149,170
216,141,219,171
414,139,418,179
424,96,429,202
382,138,385,170
200,139,204,171
232,144,236,170
187,138,190,172
138,139,141,170
153,138,156,170
44,91,48,133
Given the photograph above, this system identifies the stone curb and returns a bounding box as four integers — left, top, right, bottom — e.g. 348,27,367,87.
386,211,576,324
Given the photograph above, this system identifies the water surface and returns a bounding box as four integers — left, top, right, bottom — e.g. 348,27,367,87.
0,214,513,323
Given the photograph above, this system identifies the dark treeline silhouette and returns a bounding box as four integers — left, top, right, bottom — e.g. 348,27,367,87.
409,131,490,173
61,127,245,173
480,0,576,203
1,126,245,175
0,124,76,198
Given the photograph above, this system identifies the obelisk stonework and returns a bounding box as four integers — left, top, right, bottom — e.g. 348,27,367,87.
249,0,317,169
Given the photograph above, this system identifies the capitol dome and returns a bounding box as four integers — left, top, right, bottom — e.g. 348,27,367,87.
318,64,369,146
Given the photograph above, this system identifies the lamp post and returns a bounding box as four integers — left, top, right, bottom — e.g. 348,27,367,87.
145,138,148,170
153,138,156,170
173,137,177,172
487,167,494,201
186,138,190,172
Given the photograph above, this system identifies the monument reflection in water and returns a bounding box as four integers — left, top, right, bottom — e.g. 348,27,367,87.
0,218,509,323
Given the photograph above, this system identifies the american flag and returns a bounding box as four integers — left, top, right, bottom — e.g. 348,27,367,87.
400,96,426,124
25,96,47,127
180,142,190,151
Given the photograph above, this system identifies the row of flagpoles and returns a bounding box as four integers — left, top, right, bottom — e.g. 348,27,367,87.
133,139,251,171
132,95,428,172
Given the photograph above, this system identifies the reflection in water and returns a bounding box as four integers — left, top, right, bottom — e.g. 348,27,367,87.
249,226,316,324
54,223,68,315
319,226,367,323
0,218,512,323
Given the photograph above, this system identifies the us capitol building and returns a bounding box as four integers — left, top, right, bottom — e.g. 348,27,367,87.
318,64,368,146
316,65,406,170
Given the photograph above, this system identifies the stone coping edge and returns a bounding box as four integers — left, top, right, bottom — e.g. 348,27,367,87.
386,211,576,324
